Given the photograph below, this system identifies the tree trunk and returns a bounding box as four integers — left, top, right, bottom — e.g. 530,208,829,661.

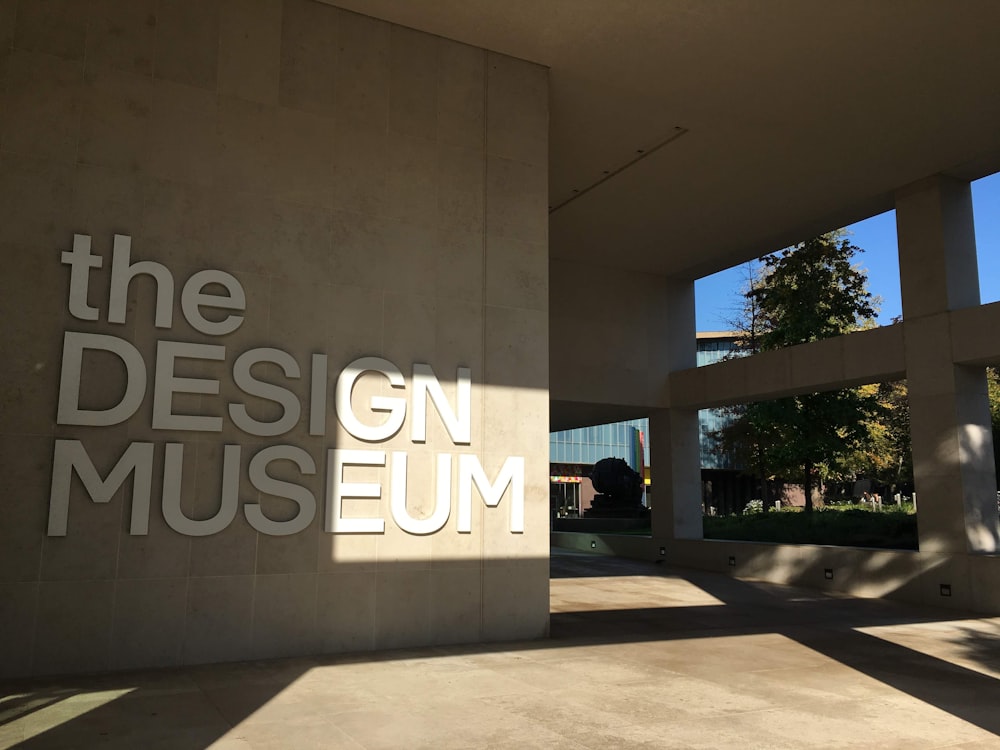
803,459,814,513
754,445,768,513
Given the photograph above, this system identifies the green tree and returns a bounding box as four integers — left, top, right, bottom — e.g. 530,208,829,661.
728,261,767,356
722,233,880,512
849,378,912,494
713,261,775,510
988,367,1000,486
754,233,877,348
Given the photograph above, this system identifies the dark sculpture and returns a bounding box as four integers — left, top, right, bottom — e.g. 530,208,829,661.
585,457,647,518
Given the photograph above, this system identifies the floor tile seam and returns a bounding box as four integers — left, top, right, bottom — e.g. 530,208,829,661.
600,695,840,723
539,633,787,652
627,703,819,730
735,694,991,724
731,656,846,673
591,668,860,693
325,704,546,749
421,667,552,689
183,672,304,691
324,685,540,710
548,624,789,640
194,682,245,731
226,710,375,732
651,664,836,683
228,720,369,750
359,686,547,706
217,703,377,723
604,672,870,704
872,698,1000,726
699,699,887,723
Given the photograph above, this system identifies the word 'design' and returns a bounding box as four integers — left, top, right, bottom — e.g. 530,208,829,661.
49,234,525,538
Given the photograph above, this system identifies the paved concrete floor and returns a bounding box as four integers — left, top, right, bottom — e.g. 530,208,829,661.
3,549,1000,749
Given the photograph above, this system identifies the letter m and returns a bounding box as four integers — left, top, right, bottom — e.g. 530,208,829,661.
48,439,154,536
457,454,524,533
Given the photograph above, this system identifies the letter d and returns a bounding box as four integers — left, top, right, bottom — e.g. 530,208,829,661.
57,332,147,426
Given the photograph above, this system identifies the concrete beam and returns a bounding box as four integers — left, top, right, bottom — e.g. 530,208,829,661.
669,324,906,409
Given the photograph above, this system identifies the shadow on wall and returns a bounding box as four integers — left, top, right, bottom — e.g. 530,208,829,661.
0,554,549,749
4,346,552,707
552,526,1000,615
917,395,1000,554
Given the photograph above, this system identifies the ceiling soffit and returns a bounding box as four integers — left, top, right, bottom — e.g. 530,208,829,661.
323,1,1000,278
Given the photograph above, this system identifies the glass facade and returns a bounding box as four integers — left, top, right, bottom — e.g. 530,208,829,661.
699,408,737,470
549,419,649,470
696,338,738,366
697,335,741,469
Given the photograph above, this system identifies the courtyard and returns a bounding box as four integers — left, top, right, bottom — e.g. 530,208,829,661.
2,549,999,749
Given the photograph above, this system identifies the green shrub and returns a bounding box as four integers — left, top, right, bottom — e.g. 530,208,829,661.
703,507,917,549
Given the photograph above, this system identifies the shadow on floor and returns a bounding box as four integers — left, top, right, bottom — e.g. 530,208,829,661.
3,549,999,748
549,551,1000,736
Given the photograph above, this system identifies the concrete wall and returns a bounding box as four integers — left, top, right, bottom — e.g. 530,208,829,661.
550,261,693,418
552,532,1000,616
548,261,702,539
0,0,549,678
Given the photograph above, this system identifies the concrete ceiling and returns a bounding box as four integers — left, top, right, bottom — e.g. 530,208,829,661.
327,1,1000,280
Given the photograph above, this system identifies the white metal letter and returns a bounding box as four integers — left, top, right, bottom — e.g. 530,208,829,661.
245,445,317,536
410,364,471,445
310,354,327,436
161,443,240,536
325,448,385,533
60,234,102,321
389,452,451,535
335,357,406,441
152,340,225,431
457,454,524,533
57,332,146,426
228,347,301,436
108,234,174,328
48,439,154,536
180,269,246,336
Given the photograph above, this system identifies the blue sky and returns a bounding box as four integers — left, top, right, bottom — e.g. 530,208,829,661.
695,172,1000,331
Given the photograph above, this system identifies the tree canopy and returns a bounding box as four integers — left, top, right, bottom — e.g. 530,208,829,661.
719,233,883,512
752,233,877,347
716,236,1000,515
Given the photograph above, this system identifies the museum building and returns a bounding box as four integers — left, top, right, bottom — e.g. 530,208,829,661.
2,0,1000,679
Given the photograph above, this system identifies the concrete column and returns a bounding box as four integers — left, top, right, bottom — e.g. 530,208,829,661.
896,176,999,554
650,407,702,539
651,279,702,540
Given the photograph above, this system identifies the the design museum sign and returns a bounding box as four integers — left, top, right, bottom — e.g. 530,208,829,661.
48,234,525,538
